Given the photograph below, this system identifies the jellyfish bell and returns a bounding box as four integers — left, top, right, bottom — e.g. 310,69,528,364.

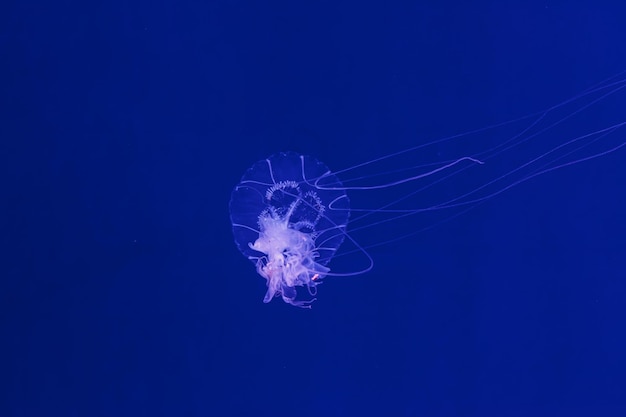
229,72,626,308
229,152,357,308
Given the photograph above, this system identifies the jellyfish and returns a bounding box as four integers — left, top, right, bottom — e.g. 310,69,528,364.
229,73,626,308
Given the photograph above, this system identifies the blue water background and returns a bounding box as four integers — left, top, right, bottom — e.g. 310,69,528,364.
3,2,626,416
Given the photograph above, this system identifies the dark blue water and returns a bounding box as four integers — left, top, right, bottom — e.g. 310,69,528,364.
3,2,625,416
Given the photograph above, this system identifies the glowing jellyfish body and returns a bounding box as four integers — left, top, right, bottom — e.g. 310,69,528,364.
229,153,351,307
229,74,626,308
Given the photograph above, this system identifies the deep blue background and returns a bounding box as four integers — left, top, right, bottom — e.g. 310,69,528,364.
2,1,625,416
